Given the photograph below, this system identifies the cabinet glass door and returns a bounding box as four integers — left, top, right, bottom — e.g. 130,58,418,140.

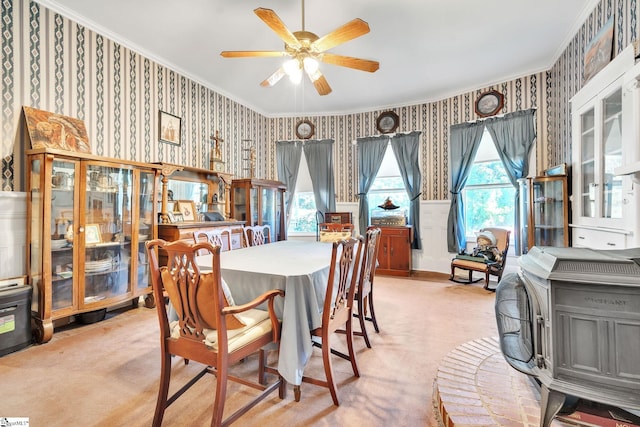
532,178,566,247
602,89,623,219
261,187,275,235
580,108,595,218
50,159,76,311
232,186,247,221
250,187,258,224
83,165,133,305
136,171,154,290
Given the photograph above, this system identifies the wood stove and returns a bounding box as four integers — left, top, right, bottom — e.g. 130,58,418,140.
495,247,640,427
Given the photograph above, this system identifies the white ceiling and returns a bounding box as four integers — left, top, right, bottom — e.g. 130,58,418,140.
38,0,598,117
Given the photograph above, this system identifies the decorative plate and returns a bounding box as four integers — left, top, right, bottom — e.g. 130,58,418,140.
295,119,315,139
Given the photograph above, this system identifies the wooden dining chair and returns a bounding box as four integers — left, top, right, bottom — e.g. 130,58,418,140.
146,239,285,427
294,237,364,406
318,222,355,242
352,227,382,348
244,224,271,246
193,228,232,252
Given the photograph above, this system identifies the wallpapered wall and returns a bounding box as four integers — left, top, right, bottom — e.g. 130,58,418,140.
1,0,637,202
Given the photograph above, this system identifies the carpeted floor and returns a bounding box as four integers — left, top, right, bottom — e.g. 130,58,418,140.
1,274,499,426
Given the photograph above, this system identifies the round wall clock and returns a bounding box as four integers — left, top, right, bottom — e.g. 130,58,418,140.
295,119,315,139
475,90,504,118
376,111,399,134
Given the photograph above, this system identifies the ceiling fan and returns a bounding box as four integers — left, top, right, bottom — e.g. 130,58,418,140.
220,0,379,96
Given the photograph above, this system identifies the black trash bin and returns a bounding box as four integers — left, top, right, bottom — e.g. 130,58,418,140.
0,279,32,356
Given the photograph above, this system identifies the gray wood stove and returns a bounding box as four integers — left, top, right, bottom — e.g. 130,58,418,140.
495,246,640,427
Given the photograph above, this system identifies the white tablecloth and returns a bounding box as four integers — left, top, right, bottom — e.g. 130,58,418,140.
196,240,334,385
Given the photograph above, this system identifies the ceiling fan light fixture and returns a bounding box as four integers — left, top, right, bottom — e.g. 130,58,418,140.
303,56,319,74
283,59,303,84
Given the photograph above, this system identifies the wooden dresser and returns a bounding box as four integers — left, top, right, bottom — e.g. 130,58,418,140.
371,225,413,276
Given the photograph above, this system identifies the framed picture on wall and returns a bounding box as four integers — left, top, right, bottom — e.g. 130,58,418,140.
159,110,181,145
583,17,614,82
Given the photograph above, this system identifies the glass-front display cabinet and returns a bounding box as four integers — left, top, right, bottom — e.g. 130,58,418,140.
27,148,161,343
231,178,286,241
518,174,569,254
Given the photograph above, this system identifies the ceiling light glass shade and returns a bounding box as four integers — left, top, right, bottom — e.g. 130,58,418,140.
303,57,319,74
307,69,321,82
283,58,303,84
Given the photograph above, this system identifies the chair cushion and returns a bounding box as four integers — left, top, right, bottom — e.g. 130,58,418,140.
319,231,352,242
451,258,490,272
161,268,245,330
169,308,272,352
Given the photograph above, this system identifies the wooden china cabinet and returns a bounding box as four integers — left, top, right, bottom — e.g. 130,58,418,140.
230,178,287,241
26,147,161,343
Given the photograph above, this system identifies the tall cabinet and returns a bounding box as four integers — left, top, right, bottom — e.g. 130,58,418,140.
27,148,161,343
230,178,287,241
570,44,640,249
518,175,569,254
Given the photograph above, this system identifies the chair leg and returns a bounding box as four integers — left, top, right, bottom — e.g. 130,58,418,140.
321,335,340,406
152,352,172,427
345,317,360,378
367,291,380,333
484,271,490,290
294,385,301,402
468,270,473,282
258,349,267,385
356,293,371,348
211,362,228,427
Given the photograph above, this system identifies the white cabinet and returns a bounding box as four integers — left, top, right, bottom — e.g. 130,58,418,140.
570,45,640,248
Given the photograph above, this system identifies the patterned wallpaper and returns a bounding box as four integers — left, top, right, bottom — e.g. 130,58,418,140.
1,0,637,203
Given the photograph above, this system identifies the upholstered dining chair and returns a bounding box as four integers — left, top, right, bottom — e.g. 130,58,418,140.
244,224,271,246
294,237,363,406
146,239,285,427
193,228,232,252
318,222,355,242
449,227,511,290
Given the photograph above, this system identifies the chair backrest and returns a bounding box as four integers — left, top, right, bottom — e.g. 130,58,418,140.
358,227,382,297
245,224,271,246
480,227,511,267
194,228,232,252
322,237,363,332
146,239,228,349
319,223,354,242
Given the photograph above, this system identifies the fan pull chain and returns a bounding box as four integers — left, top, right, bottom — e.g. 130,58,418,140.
301,0,305,31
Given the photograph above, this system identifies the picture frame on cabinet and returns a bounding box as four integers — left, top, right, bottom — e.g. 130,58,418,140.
159,110,182,145
177,200,196,221
85,224,102,245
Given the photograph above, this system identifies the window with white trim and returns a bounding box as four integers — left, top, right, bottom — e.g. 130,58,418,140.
288,154,317,234
463,128,515,238
368,144,410,219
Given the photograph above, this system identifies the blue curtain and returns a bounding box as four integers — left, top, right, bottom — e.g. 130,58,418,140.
276,140,303,223
303,139,336,215
356,135,389,233
390,131,422,249
447,122,485,252
485,109,536,254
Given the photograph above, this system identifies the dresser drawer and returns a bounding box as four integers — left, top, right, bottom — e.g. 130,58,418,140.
572,227,627,249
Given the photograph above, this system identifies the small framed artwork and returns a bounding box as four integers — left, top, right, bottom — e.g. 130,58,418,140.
85,224,102,245
172,212,184,223
159,110,181,145
475,90,504,118
177,200,196,221
376,111,399,134
584,17,614,82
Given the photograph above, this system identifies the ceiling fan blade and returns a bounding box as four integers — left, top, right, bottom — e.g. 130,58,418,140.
221,50,287,58
254,8,301,50
261,67,286,87
312,18,370,52
321,53,379,72
307,70,332,96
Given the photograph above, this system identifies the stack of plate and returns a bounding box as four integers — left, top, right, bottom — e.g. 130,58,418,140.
51,239,68,249
85,257,115,273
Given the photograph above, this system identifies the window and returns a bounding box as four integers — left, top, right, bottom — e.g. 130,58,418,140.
463,128,515,238
368,144,410,219
288,154,317,234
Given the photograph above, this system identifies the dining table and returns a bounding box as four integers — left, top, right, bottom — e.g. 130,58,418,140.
195,239,335,386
